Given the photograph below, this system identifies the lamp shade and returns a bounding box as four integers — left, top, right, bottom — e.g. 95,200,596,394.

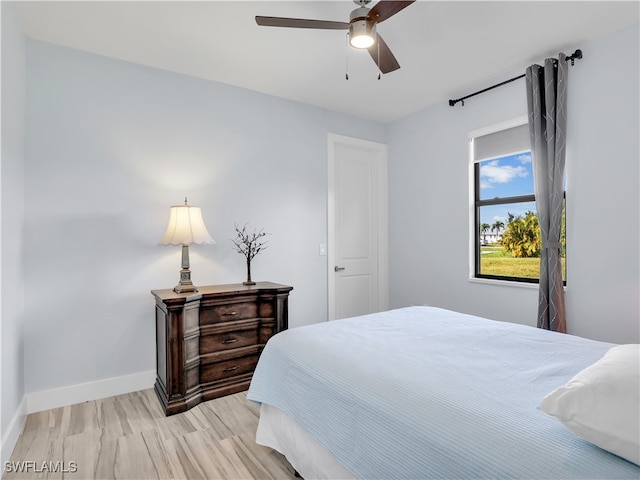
159,200,215,246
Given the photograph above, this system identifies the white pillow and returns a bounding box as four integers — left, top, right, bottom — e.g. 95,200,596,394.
539,344,640,466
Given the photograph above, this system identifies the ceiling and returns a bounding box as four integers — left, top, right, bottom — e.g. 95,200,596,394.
15,1,640,124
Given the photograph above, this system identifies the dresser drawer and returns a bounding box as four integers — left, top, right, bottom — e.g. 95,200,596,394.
200,353,259,384
200,300,258,325
200,320,259,354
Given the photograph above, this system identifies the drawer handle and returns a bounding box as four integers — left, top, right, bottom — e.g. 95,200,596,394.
223,366,239,372
223,311,239,317
222,338,238,344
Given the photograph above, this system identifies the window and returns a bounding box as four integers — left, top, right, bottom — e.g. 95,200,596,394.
470,119,566,283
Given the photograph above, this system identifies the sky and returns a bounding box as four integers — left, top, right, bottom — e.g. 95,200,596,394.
478,151,536,230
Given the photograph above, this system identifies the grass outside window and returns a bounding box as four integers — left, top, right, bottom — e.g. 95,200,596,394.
480,244,566,280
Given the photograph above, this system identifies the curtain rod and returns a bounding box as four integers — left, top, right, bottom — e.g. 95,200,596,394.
448,49,583,107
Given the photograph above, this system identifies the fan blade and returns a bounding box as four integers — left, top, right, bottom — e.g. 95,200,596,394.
368,0,415,23
255,16,349,30
368,33,400,74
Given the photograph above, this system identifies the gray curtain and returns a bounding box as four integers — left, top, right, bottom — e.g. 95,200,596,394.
526,54,568,333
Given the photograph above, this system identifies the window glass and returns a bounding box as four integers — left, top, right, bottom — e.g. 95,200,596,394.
479,152,534,200
478,201,540,280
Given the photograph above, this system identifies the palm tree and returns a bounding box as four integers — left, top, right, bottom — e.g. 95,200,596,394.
501,211,541,257
491,220,505,243
480,223,490,245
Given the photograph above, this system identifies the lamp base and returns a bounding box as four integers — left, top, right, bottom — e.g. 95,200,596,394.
174,258,197,293
174,283,198,294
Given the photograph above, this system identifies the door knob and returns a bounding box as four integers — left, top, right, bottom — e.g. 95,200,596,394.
334,266,345,272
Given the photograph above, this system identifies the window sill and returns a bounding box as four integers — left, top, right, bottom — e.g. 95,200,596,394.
468,277,539,289
468,277,567,291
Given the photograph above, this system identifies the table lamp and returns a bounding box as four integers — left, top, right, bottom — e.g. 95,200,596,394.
159,197,215,293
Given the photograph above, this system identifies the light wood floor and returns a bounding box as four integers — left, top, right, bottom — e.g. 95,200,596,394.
3,389,296,480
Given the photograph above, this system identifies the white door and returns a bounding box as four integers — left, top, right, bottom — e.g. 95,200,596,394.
328,133,388,321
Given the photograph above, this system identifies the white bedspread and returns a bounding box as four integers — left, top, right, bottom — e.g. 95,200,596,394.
247,306,640,479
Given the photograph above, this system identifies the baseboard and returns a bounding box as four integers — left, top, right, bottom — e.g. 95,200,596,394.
26,370,156,414
1,395,27,465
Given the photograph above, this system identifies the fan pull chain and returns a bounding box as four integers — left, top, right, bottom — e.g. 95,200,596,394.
377,38,381,80
345,33,350,80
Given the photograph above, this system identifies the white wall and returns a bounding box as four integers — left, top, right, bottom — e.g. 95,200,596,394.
388,24,639,345
1,1,27,465
23,40,386,396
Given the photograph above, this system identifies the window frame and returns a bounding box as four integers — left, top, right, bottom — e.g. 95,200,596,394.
469,115,543,285
473,161,539,284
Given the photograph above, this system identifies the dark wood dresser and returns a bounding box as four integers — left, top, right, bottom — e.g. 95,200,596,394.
152,282,293,415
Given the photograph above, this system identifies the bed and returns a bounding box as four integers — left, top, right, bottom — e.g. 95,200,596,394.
246,306,640,479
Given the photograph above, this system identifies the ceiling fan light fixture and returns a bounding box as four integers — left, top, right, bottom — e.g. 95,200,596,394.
349,10,376,49
349,20,376,49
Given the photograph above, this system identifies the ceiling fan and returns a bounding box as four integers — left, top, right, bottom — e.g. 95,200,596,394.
255,0,415,74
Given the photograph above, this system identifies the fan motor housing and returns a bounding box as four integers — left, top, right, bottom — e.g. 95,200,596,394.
349,6,371,23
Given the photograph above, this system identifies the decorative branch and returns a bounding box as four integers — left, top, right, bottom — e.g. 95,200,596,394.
231,223,269,262
231,223,269,285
